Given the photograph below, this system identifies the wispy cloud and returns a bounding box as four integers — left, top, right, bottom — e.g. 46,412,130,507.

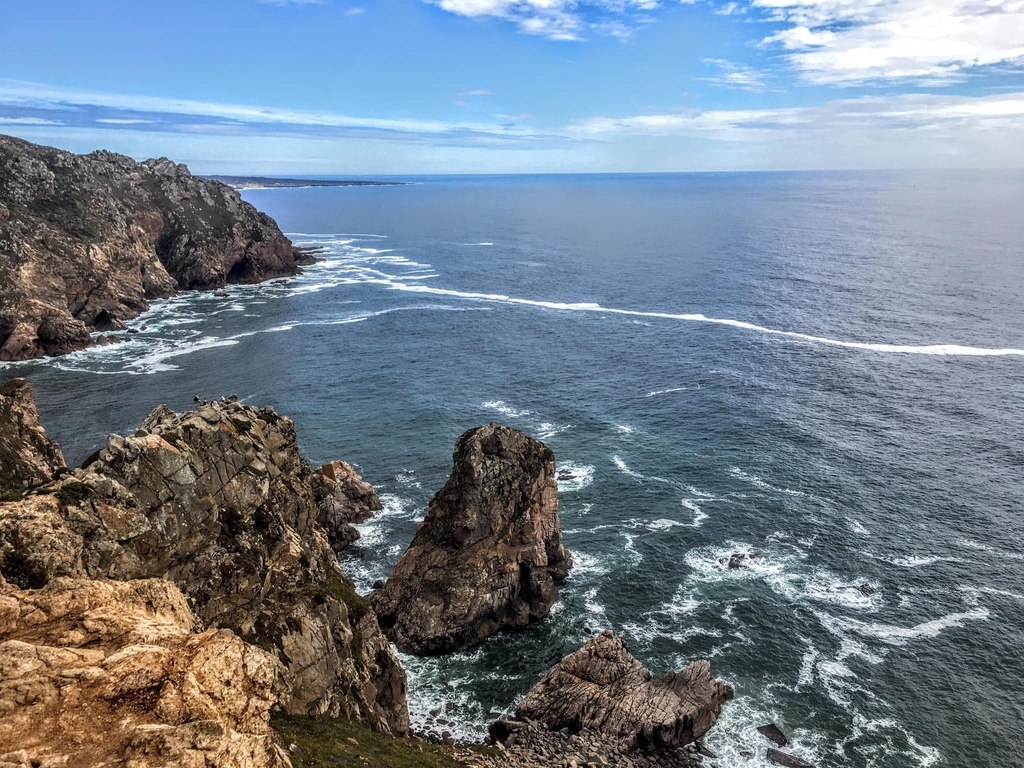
0,80,573,147
427,0,664,41
753,0,1024,85
701,58,766,91
344,6,365,15
567,91,1024,140
459,89,496,97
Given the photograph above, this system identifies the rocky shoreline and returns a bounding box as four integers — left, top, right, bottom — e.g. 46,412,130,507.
0,378,738,768
0,135,315,362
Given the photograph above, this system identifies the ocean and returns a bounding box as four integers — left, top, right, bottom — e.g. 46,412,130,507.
5,172,1024,768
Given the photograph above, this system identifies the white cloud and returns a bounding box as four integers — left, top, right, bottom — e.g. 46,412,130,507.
567,91,1024,139
0,80,567,147
0,117,64,126
702,58,767,91
344,6,365,15
459,89,496,96
754,0,1024,84
428,0,661,40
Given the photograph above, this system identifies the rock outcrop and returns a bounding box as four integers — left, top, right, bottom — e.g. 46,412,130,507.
0,134,314,361
0,392,408,736
370,424,572,655
0,378,65,497
311,460,383,551
0,575,290,768
507,631,732,753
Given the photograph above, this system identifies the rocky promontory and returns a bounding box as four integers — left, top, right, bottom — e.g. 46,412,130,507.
370,424,572,655
0,135,314,361
0,382,408,737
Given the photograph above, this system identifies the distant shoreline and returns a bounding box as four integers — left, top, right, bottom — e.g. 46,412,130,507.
207,175,412,190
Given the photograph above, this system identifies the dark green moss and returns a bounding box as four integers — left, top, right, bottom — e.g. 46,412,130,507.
270,714,492,768
57,480,91,506
309,572,370,626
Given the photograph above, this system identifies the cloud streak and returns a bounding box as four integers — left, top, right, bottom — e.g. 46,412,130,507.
0,80,571,148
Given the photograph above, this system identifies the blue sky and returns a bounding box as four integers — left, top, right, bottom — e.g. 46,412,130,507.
1,0,1022,173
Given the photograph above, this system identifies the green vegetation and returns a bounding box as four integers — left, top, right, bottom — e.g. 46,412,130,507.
57,480,91,506
271,714,495,768
310,572,370,625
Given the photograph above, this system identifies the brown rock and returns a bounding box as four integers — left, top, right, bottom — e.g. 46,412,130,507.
370,424,571,655
0,575,291,768
515,631,733,752
0,378,65,497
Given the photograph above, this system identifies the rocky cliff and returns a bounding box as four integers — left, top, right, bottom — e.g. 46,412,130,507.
0,383,408,738
370,424,572,655
0,134,313,361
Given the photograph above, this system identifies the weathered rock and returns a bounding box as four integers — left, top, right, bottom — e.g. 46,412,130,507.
0,575,291,768
757,723,789,747
0,379,65,496
514,631,733,753
767,747,816,768
0,396,408,735
370,424,572,655
310,460,383,551
0,135,314,361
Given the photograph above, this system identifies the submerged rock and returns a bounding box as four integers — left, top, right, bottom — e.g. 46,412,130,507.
370,424,572,655
0,378,65,497
757,723,789,747
513,631,733,753
0,575,290,768
0,135,314,361
767,747,817,768
0,391,408,735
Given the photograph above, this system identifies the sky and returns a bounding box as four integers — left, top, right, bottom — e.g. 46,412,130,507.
0,0,1022,173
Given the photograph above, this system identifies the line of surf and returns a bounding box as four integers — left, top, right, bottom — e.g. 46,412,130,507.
374,279,1024,357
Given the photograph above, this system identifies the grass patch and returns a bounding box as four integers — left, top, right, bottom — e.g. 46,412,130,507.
271,714,492,768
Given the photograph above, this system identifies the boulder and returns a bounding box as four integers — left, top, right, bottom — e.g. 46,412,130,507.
0,575,291,768
310,459,383,551
0,379,65,497
767,748,816,768
370,424,572,655
514,631,733,752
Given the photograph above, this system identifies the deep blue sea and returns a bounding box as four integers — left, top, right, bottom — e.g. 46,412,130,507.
5,172,1024,768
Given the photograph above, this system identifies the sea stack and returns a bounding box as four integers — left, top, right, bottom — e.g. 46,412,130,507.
0,378,65,496
370,424,572,655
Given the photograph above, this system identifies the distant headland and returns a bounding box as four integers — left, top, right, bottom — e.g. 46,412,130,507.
206,175,413,190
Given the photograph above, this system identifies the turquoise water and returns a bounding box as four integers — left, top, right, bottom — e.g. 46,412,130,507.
6,172,1024,768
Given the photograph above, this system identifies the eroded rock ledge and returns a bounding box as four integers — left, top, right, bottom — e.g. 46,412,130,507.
0,134,314,361
370,424,572,655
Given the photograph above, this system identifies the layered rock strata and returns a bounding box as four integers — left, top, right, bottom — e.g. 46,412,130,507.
499,631,732,755
370,424,572,655
0,575,290,768
0,392,408,735
0,134,314,361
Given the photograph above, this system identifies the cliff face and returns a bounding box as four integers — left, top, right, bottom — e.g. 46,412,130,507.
0,384,409,738
370,424,572,655
0,135,312,361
